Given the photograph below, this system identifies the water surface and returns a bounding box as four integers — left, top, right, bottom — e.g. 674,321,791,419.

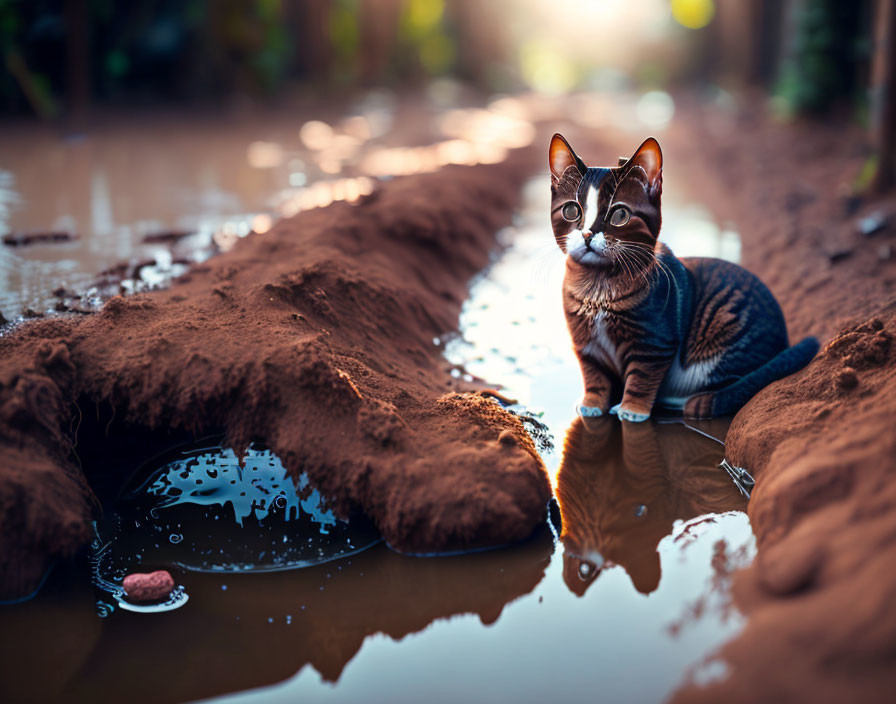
0,93,755,704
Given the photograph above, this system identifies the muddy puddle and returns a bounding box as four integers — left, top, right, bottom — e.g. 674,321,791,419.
1,165,755,704
3,423,751,704
0,91,759,703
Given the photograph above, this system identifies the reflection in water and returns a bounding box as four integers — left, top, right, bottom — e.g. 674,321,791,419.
4,531,553,704
557,417,747,596
94,444,381,586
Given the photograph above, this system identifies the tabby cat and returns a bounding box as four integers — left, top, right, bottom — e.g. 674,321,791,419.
549,134,818,421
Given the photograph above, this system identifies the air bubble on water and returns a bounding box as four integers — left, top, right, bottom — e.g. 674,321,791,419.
169,533,183,544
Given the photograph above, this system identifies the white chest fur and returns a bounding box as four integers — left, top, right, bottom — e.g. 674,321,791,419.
581,310,621,373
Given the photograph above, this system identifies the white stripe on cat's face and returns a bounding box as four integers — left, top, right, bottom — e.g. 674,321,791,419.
567,181,607,266
582,180,599,232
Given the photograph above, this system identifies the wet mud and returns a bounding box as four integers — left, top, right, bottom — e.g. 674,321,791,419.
0,413,749,704
2,91,895,703
0,158,552,600
667,101,896,703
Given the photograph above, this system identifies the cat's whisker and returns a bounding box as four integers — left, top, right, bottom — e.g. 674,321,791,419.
614,247,638,282
615,243,652,286
531,245,564,286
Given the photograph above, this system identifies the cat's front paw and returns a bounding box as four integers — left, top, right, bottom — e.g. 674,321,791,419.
576,404,604,418
609,404,651,423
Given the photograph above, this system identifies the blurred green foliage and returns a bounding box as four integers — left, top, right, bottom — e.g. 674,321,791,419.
328,0,361,82
0,0,878,122
399,0,454,75
0,0,470,116
775,0,872,116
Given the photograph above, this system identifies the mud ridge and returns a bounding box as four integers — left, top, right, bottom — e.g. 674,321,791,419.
670,100,896,704
0,159,552,600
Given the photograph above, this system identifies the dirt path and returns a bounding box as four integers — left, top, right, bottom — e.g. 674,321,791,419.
3,92,895,701
667,99,896,703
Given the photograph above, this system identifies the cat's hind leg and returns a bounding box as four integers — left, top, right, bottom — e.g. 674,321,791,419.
684,337,819,418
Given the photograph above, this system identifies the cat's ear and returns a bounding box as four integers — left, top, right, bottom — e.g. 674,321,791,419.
549,133,585,181
626,137,663,196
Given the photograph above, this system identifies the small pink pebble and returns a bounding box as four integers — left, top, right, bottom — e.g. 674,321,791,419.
123,570,175,603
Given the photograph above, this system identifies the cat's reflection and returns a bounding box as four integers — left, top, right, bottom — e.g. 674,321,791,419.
556,416,746,597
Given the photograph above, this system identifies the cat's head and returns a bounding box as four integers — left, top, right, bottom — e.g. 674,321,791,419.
549,134,663,279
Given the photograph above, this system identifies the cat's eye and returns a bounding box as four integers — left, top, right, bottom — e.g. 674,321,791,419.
561,202,581,222
608,206,631,227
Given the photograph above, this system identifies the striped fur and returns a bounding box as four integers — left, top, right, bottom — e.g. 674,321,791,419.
549,134,818,420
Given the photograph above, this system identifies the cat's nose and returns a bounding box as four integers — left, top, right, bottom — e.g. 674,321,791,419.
582,230,593,242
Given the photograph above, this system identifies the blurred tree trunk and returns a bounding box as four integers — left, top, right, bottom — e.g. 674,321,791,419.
872,0,896,191
445,0,506,87
752,0,785,86
64,0,90,123
702,0,784,88
285,0,332,83
359,0,402,85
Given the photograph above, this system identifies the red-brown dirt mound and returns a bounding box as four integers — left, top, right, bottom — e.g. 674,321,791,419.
0,160,551,599
668,100,896,703
675,310,896,703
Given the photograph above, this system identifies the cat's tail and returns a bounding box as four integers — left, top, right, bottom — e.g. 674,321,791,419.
684,337,820,419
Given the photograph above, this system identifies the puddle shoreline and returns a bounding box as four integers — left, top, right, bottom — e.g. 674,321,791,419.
0,156,552,604
2,164,757,704
0,139,764,703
